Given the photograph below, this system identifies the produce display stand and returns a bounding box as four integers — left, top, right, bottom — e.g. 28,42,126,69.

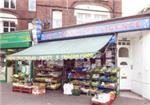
91,96,115,105
91,100,114,105
32,83,46,95
12,85,32,94
33,61,63,90
12,83,46,95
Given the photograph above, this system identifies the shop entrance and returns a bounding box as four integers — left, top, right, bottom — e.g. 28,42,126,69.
117,38,131,90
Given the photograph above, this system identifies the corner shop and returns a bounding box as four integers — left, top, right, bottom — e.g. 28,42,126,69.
6,13,150,100
0,31,32,83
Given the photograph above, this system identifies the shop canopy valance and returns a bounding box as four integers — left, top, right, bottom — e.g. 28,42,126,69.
7,35,112,60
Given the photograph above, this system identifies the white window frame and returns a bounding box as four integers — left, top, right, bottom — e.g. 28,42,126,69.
3,21,16,32
52,10,62,28
4,0,16,9
28,0,36,11
74,5,110,24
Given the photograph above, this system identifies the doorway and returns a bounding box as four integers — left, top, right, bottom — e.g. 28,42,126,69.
117,39,131,90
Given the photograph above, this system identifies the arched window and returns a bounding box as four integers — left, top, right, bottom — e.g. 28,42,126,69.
74,4,111,24
119,47,129,57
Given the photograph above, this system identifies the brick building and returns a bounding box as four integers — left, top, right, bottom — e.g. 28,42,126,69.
0,0,122,33
0,0,36,33
37,0,122,29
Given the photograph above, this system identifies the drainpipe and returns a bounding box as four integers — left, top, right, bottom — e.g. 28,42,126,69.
112,0,115,18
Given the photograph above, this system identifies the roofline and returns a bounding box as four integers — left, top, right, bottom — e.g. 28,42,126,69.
43,13,150,32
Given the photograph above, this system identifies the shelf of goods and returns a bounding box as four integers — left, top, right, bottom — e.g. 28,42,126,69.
91,67,119,94
33,61,63,90
68,66,120,96
12,72,33,94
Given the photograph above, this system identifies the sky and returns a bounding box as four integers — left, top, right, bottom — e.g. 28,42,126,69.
122,0,150,16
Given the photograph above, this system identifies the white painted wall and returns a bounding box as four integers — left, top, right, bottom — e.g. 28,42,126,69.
131,31,150,99
131,33,144,96
122,0,150,16
0,0,4,8
140,31,150,99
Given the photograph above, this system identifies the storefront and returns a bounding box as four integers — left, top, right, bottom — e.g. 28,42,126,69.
0,31,32,83
6,13,150,100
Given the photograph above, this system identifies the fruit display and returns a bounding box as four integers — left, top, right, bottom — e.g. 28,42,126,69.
91,81,100,87
80,87,90,93
69,72,90,80
92,74,100,79
68,65,119,96
12,72,29,83
32,83,46,95
71,80,80,85
91,91,116,104
99,82,117,89
81,81,90,86
33,61,63,90
46,83,61,90
89,88,98,94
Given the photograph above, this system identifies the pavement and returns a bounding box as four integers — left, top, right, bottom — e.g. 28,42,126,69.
0,83,150,105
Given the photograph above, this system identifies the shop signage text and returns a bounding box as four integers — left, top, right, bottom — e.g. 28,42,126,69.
40,17,150,41
0,31,31,48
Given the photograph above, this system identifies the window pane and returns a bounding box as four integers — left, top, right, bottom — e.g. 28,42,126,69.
11,0,16,8
76,13,92,24
4,28,9,32
10,22,15,27
4,0,9,8
10,28,15,32
52,10,62,28
28,0,36,11
94,14,102,21
3,21,9,27
119,47,129,57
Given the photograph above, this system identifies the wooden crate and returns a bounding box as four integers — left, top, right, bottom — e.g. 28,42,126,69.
12,86,32,94
91,99,114,105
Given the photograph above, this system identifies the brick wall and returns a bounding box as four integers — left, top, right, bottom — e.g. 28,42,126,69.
0,0,122,31
37,0,122,29
0,0,36,31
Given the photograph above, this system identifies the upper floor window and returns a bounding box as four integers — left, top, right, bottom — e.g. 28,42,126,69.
4,0,16,9
3,21,16,32
28,0,36,11
52,10,62,28
74,5,110,24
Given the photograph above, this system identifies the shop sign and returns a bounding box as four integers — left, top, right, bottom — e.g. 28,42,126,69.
40,17,150,41
7,53,94,60
0,31,31,48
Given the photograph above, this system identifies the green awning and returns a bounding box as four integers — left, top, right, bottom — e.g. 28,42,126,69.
7,35,112,60
0,31,31,49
